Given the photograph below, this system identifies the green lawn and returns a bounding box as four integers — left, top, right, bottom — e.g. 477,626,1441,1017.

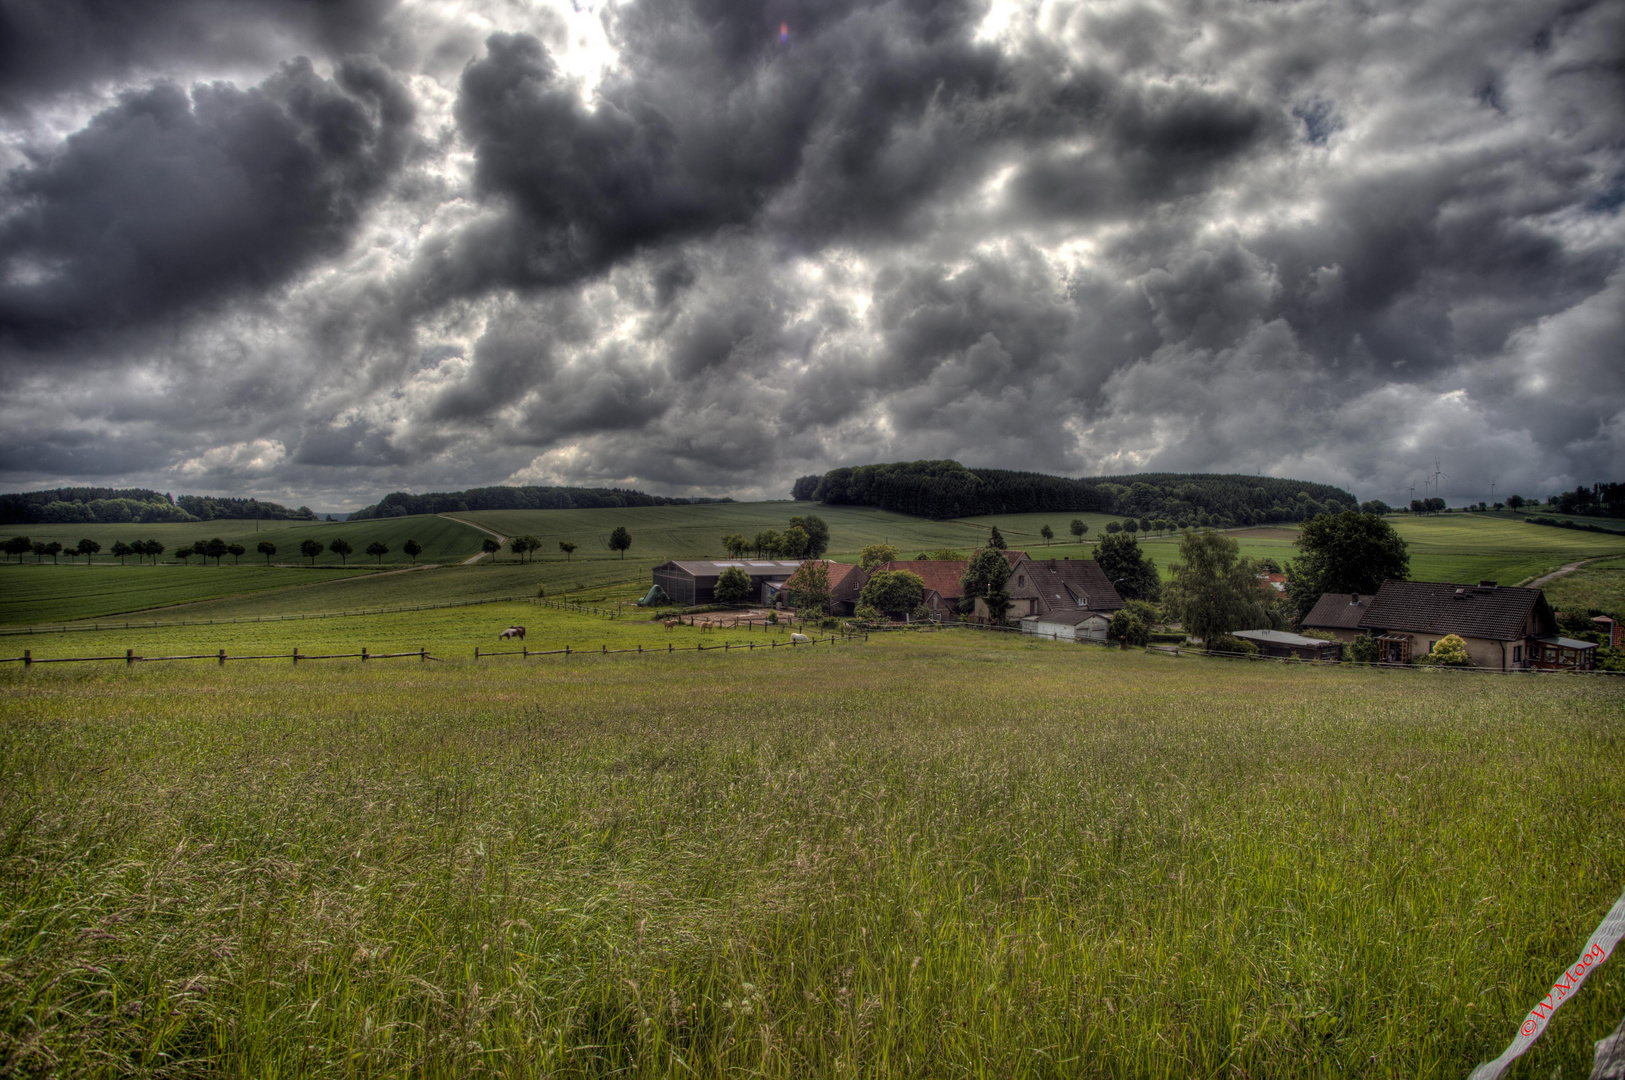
2,631,1621,1077
3,513,487,567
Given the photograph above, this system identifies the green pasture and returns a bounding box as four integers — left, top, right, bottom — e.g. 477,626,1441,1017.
1,595,820,660
3,513,486,567
1541,559,1625,618
3,632,1622,1077
0,564,375,626
458,502,991,560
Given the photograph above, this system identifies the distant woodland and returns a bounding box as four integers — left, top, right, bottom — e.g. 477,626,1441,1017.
0,488,315,526
792,461,1360,525
348,485,733,519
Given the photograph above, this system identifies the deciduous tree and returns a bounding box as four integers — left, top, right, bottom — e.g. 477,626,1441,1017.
721,533,747,558
609,526,632,559
715,566,753,604
204,538,229,565
42,541,62,563
226,543,246,565
558,541,576,561
783,560,833,614
1284,510,1410,624
859,570,925,618
788,515,830,558
328,537,353,565
1040,524,1054,545
366,541,389,565
404,539,422,564
300,539,324,565
3,536,30,563
1164,530,1268,647
858,543,898,571
258,540,277,565
110,541,133,564
987,526,1007,550
77,538,100,563
1070,519,1087,540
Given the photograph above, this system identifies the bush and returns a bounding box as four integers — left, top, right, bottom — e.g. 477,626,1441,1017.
909,603,935,623
1109,610,1149,647
1421,634,1472,667
1208,634,1259,656
1350,634,1378,664
766,611,779,625
853,604,880,623
536,585,547,598
818,617,840,631
1122,599,1161,626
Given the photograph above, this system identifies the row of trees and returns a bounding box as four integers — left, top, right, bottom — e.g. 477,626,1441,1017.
722,515,830,560
350,485,728,520
1,487,318,525
480,528,629,563
1,534,428,566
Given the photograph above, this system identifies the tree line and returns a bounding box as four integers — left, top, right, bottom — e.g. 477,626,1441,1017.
0,488,316,525
793,460,1358,525
2,534,426,567
349,485,732,520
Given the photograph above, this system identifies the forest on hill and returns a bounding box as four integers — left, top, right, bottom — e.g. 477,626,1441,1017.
0,488,314,526
792,460,1359,526
348,485,732,520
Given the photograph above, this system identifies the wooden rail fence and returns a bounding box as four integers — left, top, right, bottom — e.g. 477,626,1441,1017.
475,634,855,659
1,647,436,666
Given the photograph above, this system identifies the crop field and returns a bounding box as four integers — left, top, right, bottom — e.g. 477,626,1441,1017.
1385,515,1625,586
3,513,487,568
2,630,1622,1078
0,564,375,626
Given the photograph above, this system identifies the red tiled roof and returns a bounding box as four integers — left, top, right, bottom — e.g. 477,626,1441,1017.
824,561,867,602
878,560,969,600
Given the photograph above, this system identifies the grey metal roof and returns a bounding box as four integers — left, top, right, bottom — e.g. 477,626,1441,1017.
1536,635,1598,650
1235,629,1340,648
659,559,805,577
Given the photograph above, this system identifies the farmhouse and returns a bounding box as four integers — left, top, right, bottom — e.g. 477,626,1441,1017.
771,560,869,615
875,559,975,620
651,559,805,606
1008,555,1125,620
1300,593,1374,642
1233,629,1343,661
1351,580,1594,671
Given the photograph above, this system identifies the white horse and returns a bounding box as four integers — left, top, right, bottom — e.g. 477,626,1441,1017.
790,632,811,644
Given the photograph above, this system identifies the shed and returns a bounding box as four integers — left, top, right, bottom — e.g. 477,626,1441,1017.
651,559,805,606
1233,629,1343,661
1020,609,1111,643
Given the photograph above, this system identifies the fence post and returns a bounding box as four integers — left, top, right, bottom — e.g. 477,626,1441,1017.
668,643,673,653
219,648,226,666
523,645,528,658
565,645,570,657
475,646,480,659
127,648,135,666
362,647,368,662
420,647,427,662
602,643,607,654
23,649,30,667
293,647,300,664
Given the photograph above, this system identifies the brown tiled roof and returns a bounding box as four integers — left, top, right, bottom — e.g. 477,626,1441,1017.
1358,581,1555,641
1303,592,1373,631
878,560,969,601
824,561,867,603
1010,556,1124,616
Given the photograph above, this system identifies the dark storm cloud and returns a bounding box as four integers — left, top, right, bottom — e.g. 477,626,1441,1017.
0,55,413,349
1,0,1623,508
0,0,400,112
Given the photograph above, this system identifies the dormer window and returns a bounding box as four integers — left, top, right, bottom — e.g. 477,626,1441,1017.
1077,594,1088,607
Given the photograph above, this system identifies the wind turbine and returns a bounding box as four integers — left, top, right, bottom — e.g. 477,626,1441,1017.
1430,458,1447,507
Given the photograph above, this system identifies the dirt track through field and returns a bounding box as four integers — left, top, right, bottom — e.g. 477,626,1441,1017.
1527,554,1625,588
441,515,507,564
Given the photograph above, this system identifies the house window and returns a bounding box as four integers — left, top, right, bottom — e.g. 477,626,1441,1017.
1017,575,1024,587
1513,645,1522,664
1427,640,1435,653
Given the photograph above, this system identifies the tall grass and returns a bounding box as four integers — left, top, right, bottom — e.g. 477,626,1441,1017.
2,635,1621,1077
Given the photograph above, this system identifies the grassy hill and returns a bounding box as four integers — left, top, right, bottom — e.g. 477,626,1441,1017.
2,630,1620,1076
0,565,378,626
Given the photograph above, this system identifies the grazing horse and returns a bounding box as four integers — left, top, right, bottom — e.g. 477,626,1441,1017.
499,626,526,641
663,618,680,630
790,632,811,644
699,620,716,632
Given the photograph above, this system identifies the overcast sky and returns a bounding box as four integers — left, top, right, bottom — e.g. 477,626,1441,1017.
0,0,1620,511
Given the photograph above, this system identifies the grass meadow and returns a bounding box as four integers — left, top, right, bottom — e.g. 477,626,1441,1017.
0,565,376,627
1541,558,1625,618
2,629,1623,1078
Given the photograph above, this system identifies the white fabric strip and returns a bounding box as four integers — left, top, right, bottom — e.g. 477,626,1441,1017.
1469,883,1625,1080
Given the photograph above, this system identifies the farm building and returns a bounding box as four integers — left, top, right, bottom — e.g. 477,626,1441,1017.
980,554,1125,624
1349,580,1592,671
1232,629,1343,661
1020,609,1112,642
875,559,981,620
650,559,805,606
1596,615,1622,648
1300,593,1374,642
765,560,869,615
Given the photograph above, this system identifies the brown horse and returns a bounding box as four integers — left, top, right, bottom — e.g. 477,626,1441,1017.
499,626,526,640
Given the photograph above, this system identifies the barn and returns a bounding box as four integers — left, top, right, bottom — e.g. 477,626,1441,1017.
651,560,805,606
